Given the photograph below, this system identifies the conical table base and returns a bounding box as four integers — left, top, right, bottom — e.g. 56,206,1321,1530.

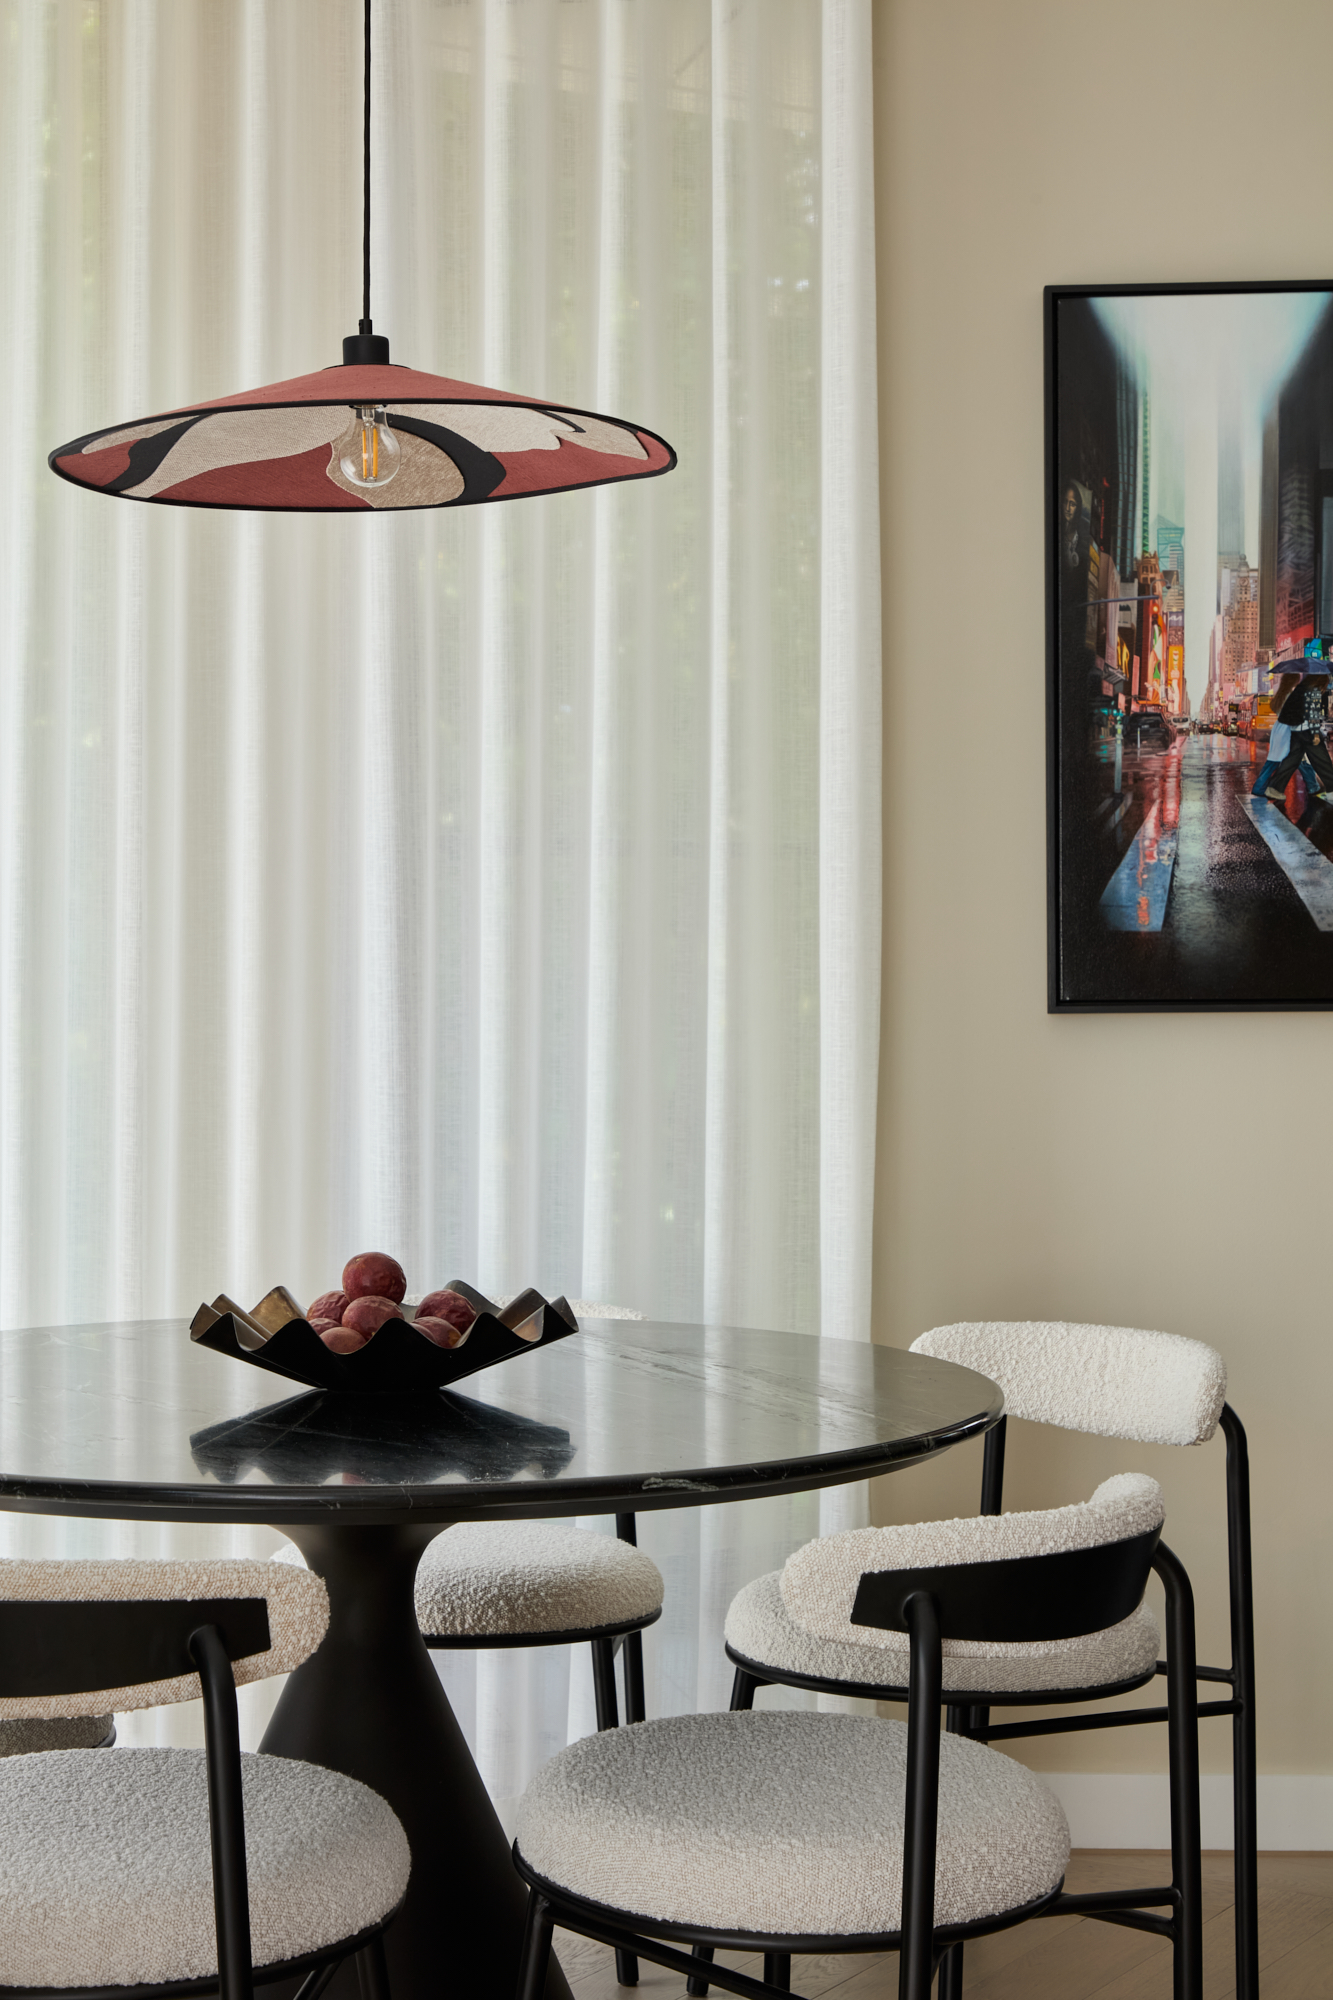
260,1522,573,2000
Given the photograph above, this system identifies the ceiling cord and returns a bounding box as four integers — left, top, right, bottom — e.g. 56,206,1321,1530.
362,0,372,329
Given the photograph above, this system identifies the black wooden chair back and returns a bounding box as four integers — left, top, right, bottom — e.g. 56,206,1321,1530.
0,1596,271,1701
850,1526,1160,1650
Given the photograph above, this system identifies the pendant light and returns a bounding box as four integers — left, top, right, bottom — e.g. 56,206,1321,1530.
48,1,674,513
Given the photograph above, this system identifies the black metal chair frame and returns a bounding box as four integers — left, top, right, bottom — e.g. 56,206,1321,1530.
0,1593,404,2000
725,1403,1254,2000
512,1532,1202,2000
419,1512,655,1983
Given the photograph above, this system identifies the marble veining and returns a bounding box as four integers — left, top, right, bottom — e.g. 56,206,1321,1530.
0,1318,1002,1524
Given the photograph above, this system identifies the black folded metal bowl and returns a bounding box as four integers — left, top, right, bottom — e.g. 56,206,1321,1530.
189,1280,578,1393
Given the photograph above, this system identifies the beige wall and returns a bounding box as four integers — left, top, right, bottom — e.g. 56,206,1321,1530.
870,0,1333,1778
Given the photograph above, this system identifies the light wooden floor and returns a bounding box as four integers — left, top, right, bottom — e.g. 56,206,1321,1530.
555,1853,1333,2000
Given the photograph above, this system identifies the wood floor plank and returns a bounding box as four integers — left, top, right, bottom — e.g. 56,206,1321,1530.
1258,1856,1333,1897
1184,1883,1333,2000
1250,1887,1333,1963
556,1854,1333,2000
950,1919,1168,2000
790,1959,893,2000
1062,1851,1235,1921
780,1953,876,1998
554,1936,764,2000
1252,1919,1333,2000
954,1915,1085,1981
1064,1912,1228,2000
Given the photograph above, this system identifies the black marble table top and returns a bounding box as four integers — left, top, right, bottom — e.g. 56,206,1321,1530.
0,1316,1002,1525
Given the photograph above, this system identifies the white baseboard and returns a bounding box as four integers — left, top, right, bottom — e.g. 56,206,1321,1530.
1040,1774,1333,1851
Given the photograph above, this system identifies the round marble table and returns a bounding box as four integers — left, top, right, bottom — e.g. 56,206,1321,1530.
0,1316,1002,2000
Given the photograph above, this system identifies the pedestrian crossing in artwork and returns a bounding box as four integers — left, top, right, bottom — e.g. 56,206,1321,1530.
1240,796,1333,929
1098,737,1333,935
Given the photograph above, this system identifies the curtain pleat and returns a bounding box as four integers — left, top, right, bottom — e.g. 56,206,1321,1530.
0,0,879,1779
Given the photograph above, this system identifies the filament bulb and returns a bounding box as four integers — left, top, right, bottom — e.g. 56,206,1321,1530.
338,405,401,488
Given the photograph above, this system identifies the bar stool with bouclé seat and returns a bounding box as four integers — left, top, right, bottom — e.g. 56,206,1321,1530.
0,1553,410,2000
511,1476,1202,2000
414,1296,660,1742
723,1321,1244,2000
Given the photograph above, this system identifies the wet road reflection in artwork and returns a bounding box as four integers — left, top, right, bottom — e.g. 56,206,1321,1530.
1068,732,1333,1004
1239,797,1333,929
1099,800,1178,930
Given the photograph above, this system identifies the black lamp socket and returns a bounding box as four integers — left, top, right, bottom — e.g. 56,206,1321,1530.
342,320,391,366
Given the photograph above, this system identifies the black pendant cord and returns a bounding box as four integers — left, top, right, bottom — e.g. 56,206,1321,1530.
362,0,372,329
344,0,388,363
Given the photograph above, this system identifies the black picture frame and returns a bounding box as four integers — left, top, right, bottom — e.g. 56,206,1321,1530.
1047,279,1333,1011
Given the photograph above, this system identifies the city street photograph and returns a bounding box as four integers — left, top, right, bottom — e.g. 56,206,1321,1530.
1048,281,1333,1008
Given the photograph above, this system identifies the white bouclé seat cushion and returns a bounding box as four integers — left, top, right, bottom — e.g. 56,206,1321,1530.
0,1747,410,1988
911,1322,1227,1447
726,1569,1159,1696
415,1522,664,1640
516,1712,1069,1934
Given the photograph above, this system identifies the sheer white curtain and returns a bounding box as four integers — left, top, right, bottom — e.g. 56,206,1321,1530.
0,0,880,1787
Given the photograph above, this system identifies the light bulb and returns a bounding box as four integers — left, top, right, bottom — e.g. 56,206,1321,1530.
337,404,401,488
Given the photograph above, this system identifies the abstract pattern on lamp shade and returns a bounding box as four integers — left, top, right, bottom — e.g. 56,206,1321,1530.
48,362,675,511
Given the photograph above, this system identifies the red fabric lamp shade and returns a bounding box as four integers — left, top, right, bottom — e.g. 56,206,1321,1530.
49,361,675,513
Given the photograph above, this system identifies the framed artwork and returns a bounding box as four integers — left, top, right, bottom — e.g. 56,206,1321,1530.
1047,280,1333,1010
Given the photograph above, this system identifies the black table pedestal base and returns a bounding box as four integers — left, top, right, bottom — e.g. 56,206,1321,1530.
260,1522,572,2000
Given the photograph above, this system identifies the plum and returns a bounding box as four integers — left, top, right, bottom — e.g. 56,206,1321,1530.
342,1293,403,1336
320,1325,370,1354
415,1288,476,1334
308,1289,349,1325
415,1314,470,1350
342,1252,407,1304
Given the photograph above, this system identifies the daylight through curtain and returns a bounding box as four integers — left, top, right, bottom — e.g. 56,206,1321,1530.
0,0,880,1783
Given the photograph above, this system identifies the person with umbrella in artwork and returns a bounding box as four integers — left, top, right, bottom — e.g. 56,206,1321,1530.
1263,653,1333,804
1251,667,1324,798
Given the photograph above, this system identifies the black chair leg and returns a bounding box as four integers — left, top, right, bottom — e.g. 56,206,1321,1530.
616,1521,648,1979
763,1954,791,1990
1233,1710,1259,2000
517,1894,554,2000
729,1668,759,1711
937,1713,969,2000
354,1935,391,2000
938,1941,964,2000
614,1945,640,1986
1157,1545,1203,2000
1223,1405,1258,2000
589,1637,636,1980
623,1628,646,1725
592,1636,620,1730
686,1945,715,1996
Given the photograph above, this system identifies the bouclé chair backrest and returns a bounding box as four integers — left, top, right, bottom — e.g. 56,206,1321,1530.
910,1321,1226,1447
0,1556,329,1719
780,1472,1164,1653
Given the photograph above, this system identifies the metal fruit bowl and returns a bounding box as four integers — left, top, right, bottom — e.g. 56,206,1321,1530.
189,1279,578,1394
